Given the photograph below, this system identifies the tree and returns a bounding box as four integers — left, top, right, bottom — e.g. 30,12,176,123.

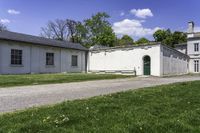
136,37,149,45
41,19,68,41
118,35,134,45
172,31,187,44
65,19,87,43
73,22,88,44
40,12,116,47
153,29,187,47
153,29,171,42
0,23,7,31
84,12,116,47
163,36,174,47
96,26,116,47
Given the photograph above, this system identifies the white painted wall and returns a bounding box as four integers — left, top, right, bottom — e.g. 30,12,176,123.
187,39,200,73
0,40,86,74
161,45,188,75
189,59,200,73
187,39,200,56
88,45,162,76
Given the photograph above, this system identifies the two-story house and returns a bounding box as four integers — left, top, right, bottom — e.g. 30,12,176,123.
187,22,200,73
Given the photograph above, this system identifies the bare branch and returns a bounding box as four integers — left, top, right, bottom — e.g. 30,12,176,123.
40,19,68,41
0,23,8,31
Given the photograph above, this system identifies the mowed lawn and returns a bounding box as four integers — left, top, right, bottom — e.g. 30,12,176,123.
0,81,200,132
0,73,131,87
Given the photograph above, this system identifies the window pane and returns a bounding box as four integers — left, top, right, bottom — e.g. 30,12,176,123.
194,43,199,52
194,60,199,72
46,53,54,65
11,49,22,65
72,55,78,66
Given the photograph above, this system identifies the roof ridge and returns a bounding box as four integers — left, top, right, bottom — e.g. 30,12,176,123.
0,30,88,51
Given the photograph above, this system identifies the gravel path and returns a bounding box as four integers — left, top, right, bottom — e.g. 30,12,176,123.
0,75,200,113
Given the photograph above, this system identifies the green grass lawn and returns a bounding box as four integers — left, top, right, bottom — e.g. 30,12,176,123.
0,81,200,133
0,73,132,88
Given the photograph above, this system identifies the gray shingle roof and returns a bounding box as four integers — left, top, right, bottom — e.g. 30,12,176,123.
0,31,88,51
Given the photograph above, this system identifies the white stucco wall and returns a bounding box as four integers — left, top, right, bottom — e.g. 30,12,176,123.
189,58,200,73
187,39,200,73
161,45,189,75
88,45,162,76
187,39,200,56
0,40,86,74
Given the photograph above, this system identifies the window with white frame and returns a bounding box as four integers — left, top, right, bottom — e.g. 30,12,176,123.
11,49,22,65
46,53,54,65
194,43,199,52
71,55,78,67
194,60,199,72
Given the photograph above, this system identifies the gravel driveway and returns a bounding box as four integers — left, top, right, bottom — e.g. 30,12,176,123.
0,75,200,113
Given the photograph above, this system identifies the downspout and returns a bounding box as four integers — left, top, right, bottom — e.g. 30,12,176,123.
60,48,62,73
30,45,32,74
0,44,2,74
85,50,89,73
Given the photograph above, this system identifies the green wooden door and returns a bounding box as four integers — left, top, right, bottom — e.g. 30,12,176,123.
143,56,151,75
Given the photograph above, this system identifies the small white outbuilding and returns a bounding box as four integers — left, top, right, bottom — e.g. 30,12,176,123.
88,44,189,76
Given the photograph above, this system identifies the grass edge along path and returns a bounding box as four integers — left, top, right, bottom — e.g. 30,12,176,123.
0,73,132,88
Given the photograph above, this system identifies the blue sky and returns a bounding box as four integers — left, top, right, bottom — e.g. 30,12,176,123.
0,0,200,40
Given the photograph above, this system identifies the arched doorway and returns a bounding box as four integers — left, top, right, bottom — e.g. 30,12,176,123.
143,56,151,75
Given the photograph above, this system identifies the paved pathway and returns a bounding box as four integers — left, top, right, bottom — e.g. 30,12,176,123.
0,75,200,113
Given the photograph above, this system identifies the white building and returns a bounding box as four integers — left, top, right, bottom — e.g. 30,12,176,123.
88,44,189,76
0,31,88,74
187,22,200,73
0,22,199,76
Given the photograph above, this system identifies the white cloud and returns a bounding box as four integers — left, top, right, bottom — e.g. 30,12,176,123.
130,8,153,19
120,11,125,16
112,19,161,38
0,19,10,24
8,9,20,15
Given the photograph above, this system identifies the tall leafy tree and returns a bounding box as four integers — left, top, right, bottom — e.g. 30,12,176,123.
74,22,88,44
172,31,187,44
84,12,116,47
153,29,171,42
135,37,149,45
118,35,134,45
153,29,187,47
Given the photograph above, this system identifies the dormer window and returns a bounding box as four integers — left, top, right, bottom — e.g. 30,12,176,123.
194,43,199,52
